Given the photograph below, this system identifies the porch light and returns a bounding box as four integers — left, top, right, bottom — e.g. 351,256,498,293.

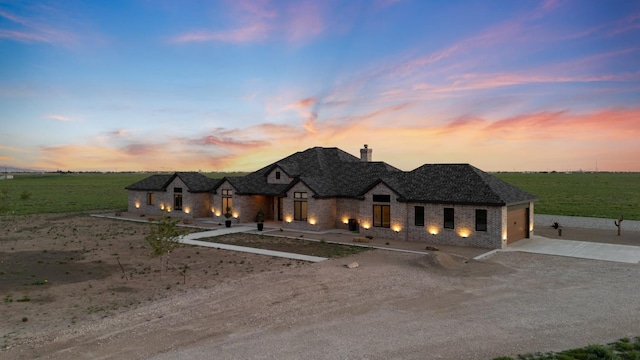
309,218,316,225
342,218,349,224
362,223,370,230
459,230,469,238
393,225,401,233
286,217,292,223
184,208,190,214
135,202,140,209
428,227,438,235
215,211,221,217
232,212,239,218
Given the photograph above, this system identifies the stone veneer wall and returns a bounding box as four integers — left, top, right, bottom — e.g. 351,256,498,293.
357,183,407,241
281,182,336,231
334,198,361,230
407,203,505,249
127,177,212,219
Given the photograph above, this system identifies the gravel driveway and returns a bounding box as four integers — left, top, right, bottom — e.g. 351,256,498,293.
9,249,640,360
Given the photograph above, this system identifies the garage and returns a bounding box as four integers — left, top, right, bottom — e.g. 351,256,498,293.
507,204,530,244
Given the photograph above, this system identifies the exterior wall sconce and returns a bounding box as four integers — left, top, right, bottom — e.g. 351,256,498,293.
309,219,316,225
166,206,172,212
428,227,438,235
215,211,221,217
342,218,349,224
393,225,401,233
232,212,239,218
362,223,370,230
211,207,215,213
184,208,190,214
459,230,469,238
135,202,140,209
160,204,165,210
286,217,292,223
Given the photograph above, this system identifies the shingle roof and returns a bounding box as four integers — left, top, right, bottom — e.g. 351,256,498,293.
213,147,402,198
129,147,536,206
125,172,220,193
385,164,536,205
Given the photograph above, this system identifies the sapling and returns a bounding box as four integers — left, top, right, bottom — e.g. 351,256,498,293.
614,215,623,236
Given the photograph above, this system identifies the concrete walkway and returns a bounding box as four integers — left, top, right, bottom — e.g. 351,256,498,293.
179,226,328,263
503,236,640,264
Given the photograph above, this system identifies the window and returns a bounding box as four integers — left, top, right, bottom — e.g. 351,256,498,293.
174,187,182,193
372,194,390,202
414,206,424,226
294,192,308,221
146,192,155,206
222,189,233,213
174,194,182,211
476,209,488,231
444,208,454,229
373,205,390,228
275,171,281,180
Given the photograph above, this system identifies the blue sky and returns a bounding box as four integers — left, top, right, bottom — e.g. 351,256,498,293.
1,0,639,172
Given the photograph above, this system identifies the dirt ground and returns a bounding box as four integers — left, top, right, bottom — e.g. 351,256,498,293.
1,214,639,359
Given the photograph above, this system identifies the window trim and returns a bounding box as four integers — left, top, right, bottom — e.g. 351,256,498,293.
373,204,391,228
444,208,454,229
372,194,391,202
414,206,424,227
475,209,488,231
293,192,308,221
174,194,183,211
146,192,155,206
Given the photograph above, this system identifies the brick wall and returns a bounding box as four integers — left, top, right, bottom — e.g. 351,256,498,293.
281,182,336,231
266,166,292,184
357,183,407,241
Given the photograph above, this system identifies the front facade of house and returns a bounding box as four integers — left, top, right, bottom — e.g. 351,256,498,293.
126,146,536,249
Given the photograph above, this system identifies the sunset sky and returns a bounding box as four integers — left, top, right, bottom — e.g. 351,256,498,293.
1,0,639,172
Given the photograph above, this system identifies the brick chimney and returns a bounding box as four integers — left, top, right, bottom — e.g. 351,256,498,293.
360,144,372,162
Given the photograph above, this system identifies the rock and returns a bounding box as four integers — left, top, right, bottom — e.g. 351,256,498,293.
425,246,439,251
346,262,359,269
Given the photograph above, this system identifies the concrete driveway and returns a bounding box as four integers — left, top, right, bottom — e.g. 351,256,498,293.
504,236,640,264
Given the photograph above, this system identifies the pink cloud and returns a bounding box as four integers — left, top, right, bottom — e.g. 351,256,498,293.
47,114,72,122
286,1,324,42
170,0,330,45
171,23,272,44
0,8,76,45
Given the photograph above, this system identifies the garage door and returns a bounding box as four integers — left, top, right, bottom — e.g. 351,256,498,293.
507,206,529,244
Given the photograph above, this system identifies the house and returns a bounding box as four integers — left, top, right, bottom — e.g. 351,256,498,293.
125,146,536,249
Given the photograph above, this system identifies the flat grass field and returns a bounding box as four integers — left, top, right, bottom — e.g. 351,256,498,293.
0,172,638,220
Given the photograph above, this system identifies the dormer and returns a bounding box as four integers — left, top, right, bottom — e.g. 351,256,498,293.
267,166,292,184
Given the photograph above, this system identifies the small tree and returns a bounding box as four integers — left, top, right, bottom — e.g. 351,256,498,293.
614,215,623,236
145,215,185,276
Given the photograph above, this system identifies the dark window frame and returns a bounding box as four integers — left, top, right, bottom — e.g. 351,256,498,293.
414,206,425,226
294,192,308,221
476,209,488,231
275,171,281,180
222,189,233,213
372,194,391,202
373,204,391,228
174,194,183,211
444,208,454,229
146,192,155,206
174,187,182,193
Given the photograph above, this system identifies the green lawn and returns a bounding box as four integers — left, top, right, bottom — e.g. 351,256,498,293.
1,172,638,220
494,173,640,221
0,172,238,216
